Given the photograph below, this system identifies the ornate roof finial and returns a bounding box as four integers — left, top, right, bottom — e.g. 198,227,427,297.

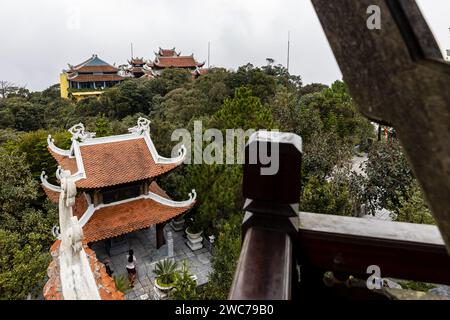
128,117,151,135
188,189,197,202
68,123,96,142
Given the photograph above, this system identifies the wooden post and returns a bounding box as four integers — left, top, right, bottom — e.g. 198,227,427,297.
93,189,102,206
156,222,166,249
229,131,303,300
311,0,450,253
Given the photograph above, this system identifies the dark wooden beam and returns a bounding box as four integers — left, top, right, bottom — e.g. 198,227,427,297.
156,222,166,249
229,132,303,300
297,212,450,285
229,228,292,300
311,0,450,253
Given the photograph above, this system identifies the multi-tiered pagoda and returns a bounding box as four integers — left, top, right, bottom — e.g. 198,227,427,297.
60,54,125,100
125,57,156,78
41,117,196,254
149,47,205,75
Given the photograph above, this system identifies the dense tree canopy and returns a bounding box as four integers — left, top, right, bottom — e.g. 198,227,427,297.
0,150,57,299
0,63,430,299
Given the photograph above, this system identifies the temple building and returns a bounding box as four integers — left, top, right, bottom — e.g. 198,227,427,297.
41,117,196,257
60,54,125,101
119,57,156,79
127,57,149,78
149,47,206,75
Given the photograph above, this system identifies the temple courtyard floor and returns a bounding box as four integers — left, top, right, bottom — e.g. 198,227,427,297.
90,224,213,300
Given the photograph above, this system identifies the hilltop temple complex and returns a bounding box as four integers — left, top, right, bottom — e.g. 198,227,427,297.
60,47,207,100
41,117,197,299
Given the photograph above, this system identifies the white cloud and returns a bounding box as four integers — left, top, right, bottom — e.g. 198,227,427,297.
0,0,447,91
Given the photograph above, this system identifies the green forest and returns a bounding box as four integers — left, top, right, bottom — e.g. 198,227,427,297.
0,64,434,299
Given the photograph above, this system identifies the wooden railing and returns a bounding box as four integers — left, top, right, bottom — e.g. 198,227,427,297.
230,0,450,300
229,131,450,299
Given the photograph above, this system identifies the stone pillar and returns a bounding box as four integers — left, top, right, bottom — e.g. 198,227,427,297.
166,231,174,258
156,223,166,249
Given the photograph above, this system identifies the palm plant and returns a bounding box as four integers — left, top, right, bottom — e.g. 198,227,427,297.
113,275,131,293
154,259,179,286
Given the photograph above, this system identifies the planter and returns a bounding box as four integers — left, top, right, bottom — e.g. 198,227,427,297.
185,227,204,251
170,216,185,232
186,227,203,239
154,277,175,291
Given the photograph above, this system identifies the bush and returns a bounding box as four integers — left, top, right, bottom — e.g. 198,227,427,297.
170,260,198,300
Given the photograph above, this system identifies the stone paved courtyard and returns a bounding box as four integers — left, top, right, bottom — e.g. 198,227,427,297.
90,224,212,300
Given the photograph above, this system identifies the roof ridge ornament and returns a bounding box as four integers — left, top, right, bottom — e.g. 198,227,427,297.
69,123,96,142
187,189,197,202
47,135,71,156
128,117,151,135
41,171,62,192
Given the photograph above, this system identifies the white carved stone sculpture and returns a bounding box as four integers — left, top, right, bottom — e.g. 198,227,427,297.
128,117,151,134
58,169,100,300
68,123,96,142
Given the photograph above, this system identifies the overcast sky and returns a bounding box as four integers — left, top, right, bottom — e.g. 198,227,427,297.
0,0,448,91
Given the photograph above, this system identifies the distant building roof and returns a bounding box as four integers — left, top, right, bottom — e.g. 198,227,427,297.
156,47,180,57
192,68,209,79
153,56,205,68
67,74,125,82
68,54,119,74
129,57,146,65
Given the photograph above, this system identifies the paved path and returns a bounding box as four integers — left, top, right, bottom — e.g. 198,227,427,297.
91,224,212,300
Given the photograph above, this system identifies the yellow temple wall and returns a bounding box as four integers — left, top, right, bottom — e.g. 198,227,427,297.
72,91,104,102
60,73,69,99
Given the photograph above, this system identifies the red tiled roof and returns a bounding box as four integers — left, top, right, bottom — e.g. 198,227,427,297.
41,184,89,218
73,193,89,219
68,74,124,82
48,147,78,174
154,56,204,68
130,58,145,65
158,48,178,57
44,240,125,300
70,65,119,73
48,138,182,189
192,68,209,79
149,181,170,198
75,138,181,189
83,197,193,242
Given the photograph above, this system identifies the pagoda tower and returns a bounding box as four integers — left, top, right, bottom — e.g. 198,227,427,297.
41,117,196,253
126,57,154,78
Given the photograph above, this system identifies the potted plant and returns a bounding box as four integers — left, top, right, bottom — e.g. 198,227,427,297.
153,259,179,291
185,217,206,251
185,208,207,237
